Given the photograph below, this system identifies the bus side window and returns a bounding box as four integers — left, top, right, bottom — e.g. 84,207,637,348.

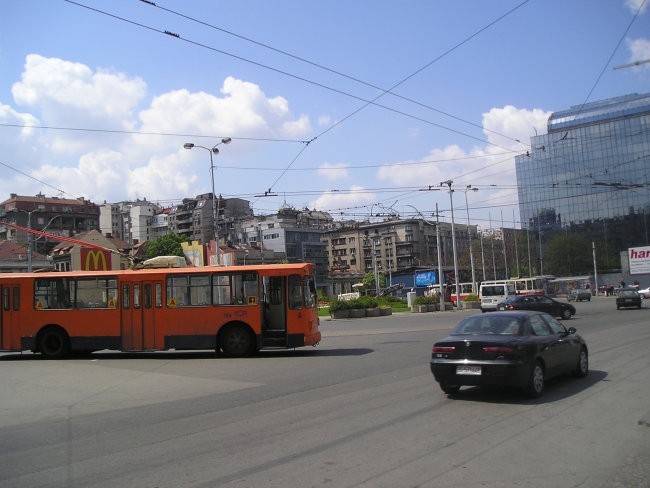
212,274,231,305
304,278,316,308
144,284,152,309
34,278,72,309
155,283,162,308
288,275,302,309
133,285,141,309
3,288,9,311
167,275,188,307
13,287,19,311
122,285,130,309
75,277,117,308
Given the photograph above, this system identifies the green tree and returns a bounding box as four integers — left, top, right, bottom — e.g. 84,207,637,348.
545,233,592,276
146,233,186,259
362,271,387,290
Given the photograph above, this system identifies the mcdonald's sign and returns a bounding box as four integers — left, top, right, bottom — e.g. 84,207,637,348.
81,248,110,271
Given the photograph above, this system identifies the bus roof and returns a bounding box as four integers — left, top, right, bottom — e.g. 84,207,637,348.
0,263,315,280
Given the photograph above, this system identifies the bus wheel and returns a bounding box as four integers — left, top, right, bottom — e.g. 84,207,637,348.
38,326,70,359
219,325,253,358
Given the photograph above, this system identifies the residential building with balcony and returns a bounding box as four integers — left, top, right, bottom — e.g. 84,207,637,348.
239,207,333,285
321,218,474,297
0,193,99,255
99,199,162,244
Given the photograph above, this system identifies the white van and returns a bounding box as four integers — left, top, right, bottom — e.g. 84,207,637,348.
479,281,516,312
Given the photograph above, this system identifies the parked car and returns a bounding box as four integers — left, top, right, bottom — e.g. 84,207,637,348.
637,286,650,299
497,294,576,319
616,288,642,309
568,289,592,302
599,284,616,296
430,311,588,397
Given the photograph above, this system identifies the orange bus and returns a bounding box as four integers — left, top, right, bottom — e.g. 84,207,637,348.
0,263,321,358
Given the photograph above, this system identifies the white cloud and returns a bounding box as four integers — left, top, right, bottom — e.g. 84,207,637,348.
481,105,549,148
374,106,549,190
281,114,311,137
309,186,376,212
0,102,40,139
625,0,647,14
128,151,198,201
626,38,650,67
36,149,125,202
12,54,146,127
2,56,315,203
376,145,468,186
317,162,349,181
137,77,311,143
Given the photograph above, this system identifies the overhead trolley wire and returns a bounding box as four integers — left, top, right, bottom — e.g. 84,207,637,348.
142,0,531,149
63,0,531,156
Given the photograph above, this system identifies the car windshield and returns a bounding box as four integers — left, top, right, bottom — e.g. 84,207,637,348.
453,316,522,335
501,295,520,303
618,290,638,297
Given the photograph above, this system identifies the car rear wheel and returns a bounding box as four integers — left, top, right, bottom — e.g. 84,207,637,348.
525,361,545,398
574,347,588,377
440,383,460,395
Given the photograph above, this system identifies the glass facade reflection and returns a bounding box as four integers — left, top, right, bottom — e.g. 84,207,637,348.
515,93,650,259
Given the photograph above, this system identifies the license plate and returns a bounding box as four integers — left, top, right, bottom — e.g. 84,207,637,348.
456,366,481,375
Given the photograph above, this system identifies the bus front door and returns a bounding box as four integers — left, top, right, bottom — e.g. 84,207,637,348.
263,276,287,347
121,281,160,351
1,285,20,351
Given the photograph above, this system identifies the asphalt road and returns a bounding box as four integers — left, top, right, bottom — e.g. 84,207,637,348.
1,296,649,488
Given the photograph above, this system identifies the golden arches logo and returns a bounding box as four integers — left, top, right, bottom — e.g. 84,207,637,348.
82,249,109,271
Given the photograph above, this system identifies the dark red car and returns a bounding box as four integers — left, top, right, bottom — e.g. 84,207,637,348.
496,294,576,319
430,311,588,398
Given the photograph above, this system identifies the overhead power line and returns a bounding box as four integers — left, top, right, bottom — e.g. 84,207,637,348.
63,0,530,157
141,0,530,149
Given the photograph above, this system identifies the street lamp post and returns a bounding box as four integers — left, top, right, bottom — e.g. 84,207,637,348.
478,225,486,281
183,138,232,265
435,203,445,309
441,180,460,307
372,238,380,297
464,185,478,293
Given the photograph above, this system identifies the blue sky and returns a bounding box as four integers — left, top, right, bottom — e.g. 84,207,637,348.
1,0,648,230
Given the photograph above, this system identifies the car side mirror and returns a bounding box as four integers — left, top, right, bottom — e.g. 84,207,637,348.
567,327,577,335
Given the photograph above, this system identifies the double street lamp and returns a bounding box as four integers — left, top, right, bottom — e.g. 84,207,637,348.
440,180,460,306
183,138,232,265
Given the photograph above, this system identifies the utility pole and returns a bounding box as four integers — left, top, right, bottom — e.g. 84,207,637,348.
435,203,444,310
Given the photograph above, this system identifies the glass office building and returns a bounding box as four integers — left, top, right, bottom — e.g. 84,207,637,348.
515,93,650,261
